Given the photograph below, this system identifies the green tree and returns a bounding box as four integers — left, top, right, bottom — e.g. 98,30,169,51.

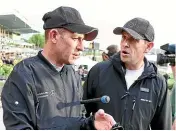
28,34,45,48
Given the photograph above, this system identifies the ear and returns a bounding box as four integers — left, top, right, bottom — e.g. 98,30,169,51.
102,53,109,61
48,29,59,44
144,42,154,53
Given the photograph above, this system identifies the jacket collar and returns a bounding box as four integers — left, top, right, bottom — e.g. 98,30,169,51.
37,50,67,74
111,52,157,79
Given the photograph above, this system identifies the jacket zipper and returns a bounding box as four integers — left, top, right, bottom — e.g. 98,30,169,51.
129,99,136,129
120,91,129,128
119,68,144,128
119,64,156,129
120,70,128,127
123,80,139,129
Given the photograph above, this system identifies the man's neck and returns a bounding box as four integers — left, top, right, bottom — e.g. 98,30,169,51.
125,60,144,70
41,50,64,68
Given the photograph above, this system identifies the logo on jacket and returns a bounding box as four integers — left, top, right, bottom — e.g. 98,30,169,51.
140,87,149,93
37,90,55,98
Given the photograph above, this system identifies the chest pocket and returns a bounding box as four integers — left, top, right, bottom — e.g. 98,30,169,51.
139,87,152,103
135,86,154,125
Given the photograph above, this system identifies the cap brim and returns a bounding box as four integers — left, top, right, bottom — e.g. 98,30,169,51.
113,27,145,40
63,24,98,41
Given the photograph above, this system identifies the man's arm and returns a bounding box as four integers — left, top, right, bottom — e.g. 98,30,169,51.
1,64,115,130
1,68,37,129
150,76,172,130
1,69,92,130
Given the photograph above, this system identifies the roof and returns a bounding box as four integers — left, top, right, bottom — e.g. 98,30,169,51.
0,14,39,34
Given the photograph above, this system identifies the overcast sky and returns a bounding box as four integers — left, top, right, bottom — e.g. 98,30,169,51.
0,0,176,50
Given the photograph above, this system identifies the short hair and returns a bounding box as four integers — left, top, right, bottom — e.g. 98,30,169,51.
106,45,119,56
45,28,66,41
45,29,50,42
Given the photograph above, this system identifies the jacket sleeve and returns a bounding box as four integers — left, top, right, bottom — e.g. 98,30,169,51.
83,64,100,117
1,65,96,130
38,116,96,130
1,67,37,130
150,75,172,130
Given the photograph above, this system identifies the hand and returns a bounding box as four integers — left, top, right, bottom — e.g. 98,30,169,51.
94,109,116,130
172,119,176,130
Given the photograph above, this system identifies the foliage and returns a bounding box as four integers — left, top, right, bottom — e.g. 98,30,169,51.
167,73,175,90
0,64,13,77
28,34,45,48
0,59,21,77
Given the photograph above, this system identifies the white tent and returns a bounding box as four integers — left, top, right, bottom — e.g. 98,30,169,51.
145,54,157,62
74,56,98,71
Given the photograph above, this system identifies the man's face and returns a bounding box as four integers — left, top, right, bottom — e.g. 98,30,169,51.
120,32,152,65
53,29,84,65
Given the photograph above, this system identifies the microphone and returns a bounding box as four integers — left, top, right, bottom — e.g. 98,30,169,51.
57,96,110,110
80,95,110,104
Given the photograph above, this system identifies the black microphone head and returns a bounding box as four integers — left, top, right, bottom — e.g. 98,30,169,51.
101,95,110,103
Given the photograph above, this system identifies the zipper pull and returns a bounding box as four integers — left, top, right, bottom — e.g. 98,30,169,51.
121,92,130,99
132,99,136,110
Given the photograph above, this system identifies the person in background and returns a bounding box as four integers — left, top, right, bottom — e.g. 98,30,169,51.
78,65,85,80
170,64,176,130
102,44,119,61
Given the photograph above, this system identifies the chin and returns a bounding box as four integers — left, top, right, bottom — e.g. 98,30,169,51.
121,57,129,63
121,55,130,62
67,60,75,65
120,56,125,62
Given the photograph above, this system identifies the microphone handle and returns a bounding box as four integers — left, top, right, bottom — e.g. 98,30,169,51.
80,98,101,104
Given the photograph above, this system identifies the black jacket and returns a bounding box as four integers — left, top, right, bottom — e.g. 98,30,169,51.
83,53,172,130
1,51,95,130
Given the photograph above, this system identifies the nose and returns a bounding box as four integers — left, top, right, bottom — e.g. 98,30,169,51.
77,40,84,51
121,40,129,48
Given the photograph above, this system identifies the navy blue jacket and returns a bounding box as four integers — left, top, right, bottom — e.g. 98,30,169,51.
1,51,94,130
83,53,172,130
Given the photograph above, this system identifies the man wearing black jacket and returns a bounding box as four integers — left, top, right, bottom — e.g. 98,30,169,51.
83,17,172,129
1,6,116,130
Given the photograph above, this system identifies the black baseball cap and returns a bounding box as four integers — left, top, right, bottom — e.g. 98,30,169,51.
113,17,155,42
42,6,98,41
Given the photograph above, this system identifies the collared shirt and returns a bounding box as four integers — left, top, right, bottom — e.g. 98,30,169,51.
51,63,63,72
41,51,63,72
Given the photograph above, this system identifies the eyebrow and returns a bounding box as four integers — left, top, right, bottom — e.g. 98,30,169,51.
122,32,131,37
72,33,84,38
